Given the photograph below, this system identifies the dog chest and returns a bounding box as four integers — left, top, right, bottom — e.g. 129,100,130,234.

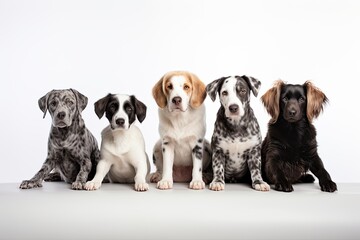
218,135,259,158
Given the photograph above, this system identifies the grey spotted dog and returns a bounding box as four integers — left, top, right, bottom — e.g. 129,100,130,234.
206,75,270,191
19,89,100,190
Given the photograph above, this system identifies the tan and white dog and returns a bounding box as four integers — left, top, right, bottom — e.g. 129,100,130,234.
150,71,212,190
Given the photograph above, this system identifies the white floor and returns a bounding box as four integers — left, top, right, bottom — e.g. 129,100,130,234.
1,182,359,240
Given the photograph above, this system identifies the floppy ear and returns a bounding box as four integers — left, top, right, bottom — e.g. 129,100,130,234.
38,91,53,119
304,81,328,122
206,77,227,102
241,75,261,97
261,80,284,124
131,95,147,123
189,73,206,108
152,76,167,108
70,89,88,113
94,94,111,119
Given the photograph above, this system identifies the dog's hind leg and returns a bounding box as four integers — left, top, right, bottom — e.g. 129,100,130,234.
44,171,62,182
296,173,315,183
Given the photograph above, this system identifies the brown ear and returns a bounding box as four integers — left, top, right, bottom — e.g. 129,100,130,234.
189,72,206,108
261,80,284,124
304,81,328,122
152,75,167,108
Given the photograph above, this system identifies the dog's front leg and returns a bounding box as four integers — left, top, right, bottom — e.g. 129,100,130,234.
247,145,270,191
72,157,92,190
133,155,149,192
85,160,111,191
209,148,225,191
19,158,55,189
308,153,337,192
157,138,174,190
190,139,205,190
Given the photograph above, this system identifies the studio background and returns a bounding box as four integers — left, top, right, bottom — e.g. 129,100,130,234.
0,0,359,183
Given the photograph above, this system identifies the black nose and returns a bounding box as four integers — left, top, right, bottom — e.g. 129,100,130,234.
229,104,239,113
116,118,125,126
172,97,182,106
289,109,297,117
57,112,66,120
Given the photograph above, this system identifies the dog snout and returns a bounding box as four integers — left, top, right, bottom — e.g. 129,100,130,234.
289,109,297,117
57,111,66,120
115,118,125,126
172,97,182,106
229,104,239,114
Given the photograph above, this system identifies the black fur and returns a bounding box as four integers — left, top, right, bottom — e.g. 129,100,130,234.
261,82,337,192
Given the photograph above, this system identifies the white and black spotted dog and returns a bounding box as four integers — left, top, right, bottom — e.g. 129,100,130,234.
85,94,150,191
206,76,270,191
20,89,100,190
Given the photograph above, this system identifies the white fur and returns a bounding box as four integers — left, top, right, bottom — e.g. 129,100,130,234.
85,95,149,192
167,76,191,112
220,77,246,121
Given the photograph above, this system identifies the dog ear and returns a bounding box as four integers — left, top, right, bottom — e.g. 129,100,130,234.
261,80,284,124
241,75,261,97
38,91,53,118
206,77,227,102
94,94,111,119
70,89,88,113
304,81,328,122
131,95,147,123
189,72,206,108
152,74,168,108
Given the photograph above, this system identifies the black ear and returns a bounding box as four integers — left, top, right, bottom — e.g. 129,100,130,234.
70,89,88,112
241,75,261,97
94,94,112,119
206,77,227,101
38,90,53,118
131,95,147,123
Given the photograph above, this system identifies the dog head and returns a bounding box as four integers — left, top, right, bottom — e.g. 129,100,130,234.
206,75,261,122
38,89,87,128
94,94,146,130
152,71,206,112
261,80,328,124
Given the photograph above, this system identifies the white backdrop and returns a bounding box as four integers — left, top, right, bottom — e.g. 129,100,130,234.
0,0,359,183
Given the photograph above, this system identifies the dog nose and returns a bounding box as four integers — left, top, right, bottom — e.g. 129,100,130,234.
115,118,125,126
172,97,182,106
289,109,297,117
57,112,66,120
229,104,239,113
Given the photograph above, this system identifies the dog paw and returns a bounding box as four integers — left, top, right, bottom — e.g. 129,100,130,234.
275,183,293,192
71,181,84,190
84,181,101,191
320,180,337,192
19,180,42,189
209,181,225,191
157,179,173,190
254,182,270,191
135,182,149,192
189,179,205,190
150,172,162,183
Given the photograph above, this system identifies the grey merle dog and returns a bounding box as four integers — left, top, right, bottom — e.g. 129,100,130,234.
206,76,269,191
19,89,100,190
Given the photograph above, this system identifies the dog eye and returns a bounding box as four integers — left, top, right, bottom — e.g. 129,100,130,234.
109,103,117,111
65,99,74,106
222,91,228,96
167,84,173,90
299,97,305,103
240,89,247,95
50,101,57,107
126,107,132,113
184,85,190,90
283,97,288,102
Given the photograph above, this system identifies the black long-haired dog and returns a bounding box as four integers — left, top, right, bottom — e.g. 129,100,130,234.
261,80,337,192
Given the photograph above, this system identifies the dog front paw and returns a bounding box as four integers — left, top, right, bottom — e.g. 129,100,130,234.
320,180,337,192
275,182,293,192
150,172,162,183
157,179,173,190
209,181,225,191
71,181,84,190
189,179,205,190
253,181,270,191
19,180,43,189
135,182,149,192
84,181,101,191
